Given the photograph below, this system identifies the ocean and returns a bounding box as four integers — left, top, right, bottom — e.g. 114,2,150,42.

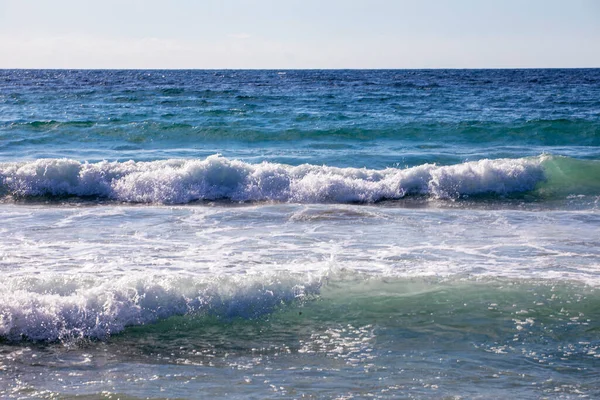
1,69,599,399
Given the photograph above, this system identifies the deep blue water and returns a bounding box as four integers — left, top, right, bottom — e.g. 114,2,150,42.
2,69,600,167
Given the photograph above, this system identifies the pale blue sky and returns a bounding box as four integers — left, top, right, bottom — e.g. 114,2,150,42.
0,0,598,68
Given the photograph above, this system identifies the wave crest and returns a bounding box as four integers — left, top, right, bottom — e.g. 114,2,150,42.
0,273,320,342
0,155,547,204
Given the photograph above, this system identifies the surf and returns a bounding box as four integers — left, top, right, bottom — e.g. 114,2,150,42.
3,154,588,204
2,271,598,344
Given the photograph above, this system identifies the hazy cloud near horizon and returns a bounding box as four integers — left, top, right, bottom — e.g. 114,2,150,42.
0,0,598,68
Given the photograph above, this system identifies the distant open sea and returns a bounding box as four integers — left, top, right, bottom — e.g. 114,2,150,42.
1,69,600,399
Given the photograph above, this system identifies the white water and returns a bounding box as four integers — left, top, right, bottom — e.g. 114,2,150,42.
0,155,546,203
1,202,599,342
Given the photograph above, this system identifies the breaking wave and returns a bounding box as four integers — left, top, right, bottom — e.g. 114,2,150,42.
0,154,575,204
0,273,321,342
2,272,598,344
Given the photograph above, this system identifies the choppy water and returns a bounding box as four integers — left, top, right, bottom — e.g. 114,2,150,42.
1,69,600,399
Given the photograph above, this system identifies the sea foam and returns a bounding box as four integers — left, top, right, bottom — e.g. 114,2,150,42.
0,155,546,204
0,273,320,342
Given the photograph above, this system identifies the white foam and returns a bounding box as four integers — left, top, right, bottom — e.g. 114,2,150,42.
0,155,546,204
0,273,321,342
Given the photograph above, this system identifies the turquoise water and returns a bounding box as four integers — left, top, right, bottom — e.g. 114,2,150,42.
1,69,600,399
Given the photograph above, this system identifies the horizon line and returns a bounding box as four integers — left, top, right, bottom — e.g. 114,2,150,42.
2,67,599,71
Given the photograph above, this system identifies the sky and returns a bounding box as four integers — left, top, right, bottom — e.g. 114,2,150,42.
0,0,599,69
